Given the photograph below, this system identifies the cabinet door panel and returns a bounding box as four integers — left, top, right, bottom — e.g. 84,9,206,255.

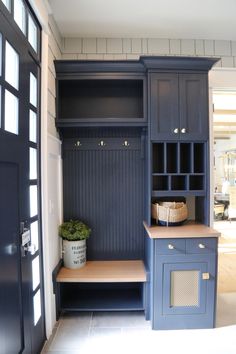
153,253,217,329
163,262,207,315
150,73,179,140
179,74,208,140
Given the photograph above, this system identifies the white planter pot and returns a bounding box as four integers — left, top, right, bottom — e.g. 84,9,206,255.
63,239,86,269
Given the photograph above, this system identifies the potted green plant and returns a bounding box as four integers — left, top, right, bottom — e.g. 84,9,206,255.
59,219,91,269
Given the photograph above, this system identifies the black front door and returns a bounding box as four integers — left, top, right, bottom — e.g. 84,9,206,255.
0,161,23,353
0,4,45,353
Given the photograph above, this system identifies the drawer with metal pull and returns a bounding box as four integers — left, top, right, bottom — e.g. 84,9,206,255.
155,239,186,255
186,238,217,254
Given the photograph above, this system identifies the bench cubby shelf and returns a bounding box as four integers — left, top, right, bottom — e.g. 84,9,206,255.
53,260,147,316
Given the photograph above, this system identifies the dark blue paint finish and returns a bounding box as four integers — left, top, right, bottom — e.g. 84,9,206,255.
149,73,208,141
155,238,186,255
63,132,145,260
140,56,219,71
55,56,219,328
55,73,147,127
0,163,23,354
186,238,217,254
163,261,208,315
0,7,45,353
61,283,145,311
153,240,217,330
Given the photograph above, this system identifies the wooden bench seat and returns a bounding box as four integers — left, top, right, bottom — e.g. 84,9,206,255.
56,260,147,283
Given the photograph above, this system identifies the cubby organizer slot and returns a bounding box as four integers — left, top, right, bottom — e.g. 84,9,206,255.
151,142,206,194
167,143,178,173
194,143,205,173
60,283,145,311
180,143,191,173
171,176,187,190
153,176,169,191
153,143,165,173
58,79,144,119
189,175,204,190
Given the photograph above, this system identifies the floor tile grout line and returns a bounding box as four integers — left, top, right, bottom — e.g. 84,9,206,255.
88,311,93,335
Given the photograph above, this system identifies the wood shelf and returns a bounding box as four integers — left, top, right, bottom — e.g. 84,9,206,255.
143,221,221,239
56,260,147,283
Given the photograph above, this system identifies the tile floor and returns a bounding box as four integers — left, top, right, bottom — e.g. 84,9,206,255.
42,292,236,354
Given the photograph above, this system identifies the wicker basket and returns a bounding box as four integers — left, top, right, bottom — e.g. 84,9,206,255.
152,202,188,226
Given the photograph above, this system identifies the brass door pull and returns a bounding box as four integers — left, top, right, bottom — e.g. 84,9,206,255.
202,272,210,280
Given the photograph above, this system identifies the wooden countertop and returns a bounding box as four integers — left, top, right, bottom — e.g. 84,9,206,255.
56,260,147,283
143,221,221,239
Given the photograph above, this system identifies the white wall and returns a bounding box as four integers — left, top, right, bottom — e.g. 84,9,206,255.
41,16,62,338
61,37,236,68
47,15,62,137
29,0,63,339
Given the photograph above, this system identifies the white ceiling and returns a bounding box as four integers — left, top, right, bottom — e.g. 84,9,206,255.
48,0,236,40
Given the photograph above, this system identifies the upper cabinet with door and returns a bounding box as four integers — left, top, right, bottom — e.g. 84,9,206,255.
141,56,218,141
150,73,208,140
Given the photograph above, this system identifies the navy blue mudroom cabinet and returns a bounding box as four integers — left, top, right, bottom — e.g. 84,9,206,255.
53,56,220,330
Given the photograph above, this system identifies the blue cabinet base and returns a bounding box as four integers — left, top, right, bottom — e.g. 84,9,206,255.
152,239,217,330
152,316,215,330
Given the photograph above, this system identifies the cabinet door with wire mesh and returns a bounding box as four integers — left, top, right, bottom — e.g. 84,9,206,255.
163,262,207,315
153,253,217,330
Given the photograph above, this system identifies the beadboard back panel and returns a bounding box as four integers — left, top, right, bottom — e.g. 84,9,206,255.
62,133,145,260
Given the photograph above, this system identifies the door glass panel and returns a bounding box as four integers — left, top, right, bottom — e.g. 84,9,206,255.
28,14,37,52
32,256,40,291
30,185,38,217
33,289,41,326
14,0,26,34
29,110,37,142
1,0,11,11
170,270,199,307
30,73,37,107
30,221,39,252
30,147,37,180
4,89,19,134
5,41,19,90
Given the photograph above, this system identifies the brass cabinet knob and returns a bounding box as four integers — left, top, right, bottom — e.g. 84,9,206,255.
202,272,210,280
